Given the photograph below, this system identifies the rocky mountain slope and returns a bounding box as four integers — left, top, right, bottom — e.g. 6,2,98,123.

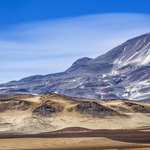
0,93,150,134
0,33,150,101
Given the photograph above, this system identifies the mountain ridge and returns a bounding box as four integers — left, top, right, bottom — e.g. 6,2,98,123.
0,32,150,101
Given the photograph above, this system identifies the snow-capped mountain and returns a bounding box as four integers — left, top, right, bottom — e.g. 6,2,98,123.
1,33,150,101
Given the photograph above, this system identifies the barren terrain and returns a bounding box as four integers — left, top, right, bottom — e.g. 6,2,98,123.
0,93,150,134
0,127,150,150
0,93,150,149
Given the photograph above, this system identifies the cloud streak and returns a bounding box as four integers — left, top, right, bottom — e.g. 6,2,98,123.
0,13,150,83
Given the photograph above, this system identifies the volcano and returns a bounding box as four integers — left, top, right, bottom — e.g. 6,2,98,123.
1,33,150,101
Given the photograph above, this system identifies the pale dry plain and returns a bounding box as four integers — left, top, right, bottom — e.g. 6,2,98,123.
0,93,150,149
0,137,150,150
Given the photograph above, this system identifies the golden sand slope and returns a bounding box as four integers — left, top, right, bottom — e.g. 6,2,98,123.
0,93,150,134
0,137,150,150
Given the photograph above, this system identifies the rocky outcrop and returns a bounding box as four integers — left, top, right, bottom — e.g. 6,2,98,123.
75,101,119,117
33,100,64,116
123,102,150,113
0,100,32,112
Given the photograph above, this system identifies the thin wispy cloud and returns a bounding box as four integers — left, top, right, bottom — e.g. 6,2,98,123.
0,13,150,83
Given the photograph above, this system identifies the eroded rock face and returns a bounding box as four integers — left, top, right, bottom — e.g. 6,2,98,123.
75,101,120,117
123,102,150,113
33,100,64,116
0,100,32,112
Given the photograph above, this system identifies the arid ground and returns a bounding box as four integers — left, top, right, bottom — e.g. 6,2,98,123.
0,94,150,149
0,93,150,134
0,127,150,150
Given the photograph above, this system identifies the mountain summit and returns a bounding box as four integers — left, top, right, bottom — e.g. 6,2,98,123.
1,33,150,101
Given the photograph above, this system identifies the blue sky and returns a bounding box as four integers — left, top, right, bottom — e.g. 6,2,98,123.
1,0,150,83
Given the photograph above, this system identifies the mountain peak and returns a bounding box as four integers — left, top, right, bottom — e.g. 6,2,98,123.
1,33,150,101
72,57,92,66
125,32,150,44
65,57,92,73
